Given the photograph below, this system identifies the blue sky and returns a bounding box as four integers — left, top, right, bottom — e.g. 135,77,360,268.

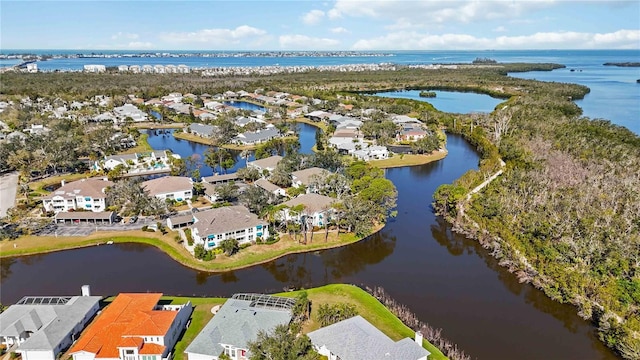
1,0,639,50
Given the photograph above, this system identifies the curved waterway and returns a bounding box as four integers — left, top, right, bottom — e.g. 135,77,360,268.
0,133,615,359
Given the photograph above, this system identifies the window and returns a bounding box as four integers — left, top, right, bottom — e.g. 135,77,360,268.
217,234,222,239
248,228,253,233
248,235,254,241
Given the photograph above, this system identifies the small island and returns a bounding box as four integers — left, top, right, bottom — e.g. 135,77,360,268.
603,62,640,67
419,90,437,98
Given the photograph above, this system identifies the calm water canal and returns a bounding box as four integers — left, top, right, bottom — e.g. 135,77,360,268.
1,131,615,359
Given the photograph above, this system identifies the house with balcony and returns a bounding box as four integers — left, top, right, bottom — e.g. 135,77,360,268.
0,286,101,360
280,193,336,227
185,294,294,360
68,293,192,360
291,167,330,191
189,205,269,250
142,176,193,202
41,178,113,213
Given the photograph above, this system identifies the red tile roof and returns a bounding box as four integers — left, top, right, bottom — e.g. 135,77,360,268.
69,293,177,358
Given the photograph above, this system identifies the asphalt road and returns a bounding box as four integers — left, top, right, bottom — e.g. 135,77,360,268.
0,172,19,218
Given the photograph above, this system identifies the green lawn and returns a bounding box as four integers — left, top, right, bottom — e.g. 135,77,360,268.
370,151,448,169
161,284,447,360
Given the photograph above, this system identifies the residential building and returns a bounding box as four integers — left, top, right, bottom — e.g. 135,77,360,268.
396,124,429,142
83,65,106,73
41,178,113,213
69,293,192,360
185,294,294,360
307,316,429,360
188,123,218,138
118,65,129,72
391,114,423,125
254,178,286,197
280,193,336,227
202,173,239,186
26,63,38,73
353,145,389,161
290,167,329,190
0,286,101,360
233,127,281,146
247,155,282,175
96,153,138,171
142,176,193,201
113,104,148,123
189,205,269,249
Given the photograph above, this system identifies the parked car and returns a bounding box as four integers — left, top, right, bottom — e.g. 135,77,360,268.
129,216,138,224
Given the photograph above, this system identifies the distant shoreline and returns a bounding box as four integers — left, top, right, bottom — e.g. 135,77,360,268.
603,62,640,67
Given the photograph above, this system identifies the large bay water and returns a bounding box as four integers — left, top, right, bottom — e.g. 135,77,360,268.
1,129,616,359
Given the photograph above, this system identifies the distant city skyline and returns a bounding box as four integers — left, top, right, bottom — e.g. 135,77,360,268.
1,0,639,51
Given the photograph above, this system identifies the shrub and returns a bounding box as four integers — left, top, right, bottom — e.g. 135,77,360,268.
184,228,193,246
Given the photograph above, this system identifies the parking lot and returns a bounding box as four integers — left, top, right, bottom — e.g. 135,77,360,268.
35,217,157,237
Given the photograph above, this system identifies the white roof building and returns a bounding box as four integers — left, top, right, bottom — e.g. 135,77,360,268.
0,287,102,360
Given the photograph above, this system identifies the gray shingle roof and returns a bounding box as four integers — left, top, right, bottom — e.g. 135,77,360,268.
0,295,101,352
307,315,429,360
185,295,292,357
248,155,283,171
234,127,280,144
291,167,330,186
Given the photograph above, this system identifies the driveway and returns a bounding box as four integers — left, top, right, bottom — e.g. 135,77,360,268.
0,172,19,218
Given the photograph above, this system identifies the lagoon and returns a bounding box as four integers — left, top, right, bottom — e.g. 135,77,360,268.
223,101,267,112
374,90,504,114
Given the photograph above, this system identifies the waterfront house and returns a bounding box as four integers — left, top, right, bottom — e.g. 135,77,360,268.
96,153,138,171
280,193,336,227
305,110,332,122
391,114,423,125
83,65,106,73
41,178,113,213
189,205,269,249
247,155,282,175
188,123,218,138
69,293,192,360
397,123,429,142
0,286,101,360
308,316,429,360
254,178,286,197
118,65,129,72
113,104,148,123
232,127,281,146
142,176,193,202
185,294,294,360
353,145,389,161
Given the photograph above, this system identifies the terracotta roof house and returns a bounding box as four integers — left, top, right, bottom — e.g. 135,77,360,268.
185,294,294,360
308,316,430,360
280,193,337,227
190,205,269,250
247,155,282,174
41,178,113,213
142,176,193,201
0,286,101,360
68,293,192,360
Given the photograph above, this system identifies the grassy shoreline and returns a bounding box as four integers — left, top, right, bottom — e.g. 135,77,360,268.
166,284,447,360
0,225,384,273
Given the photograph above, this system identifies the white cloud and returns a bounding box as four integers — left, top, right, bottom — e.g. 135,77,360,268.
328,0,556,27
279,34,340,50
111,32,139,40
330,27,350,34
493,26,507,32
302,9,325,25
351,29,640,50
160,25,267,45
127,41,153,49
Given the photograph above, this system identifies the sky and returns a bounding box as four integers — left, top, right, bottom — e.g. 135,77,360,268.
1,0,639,51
